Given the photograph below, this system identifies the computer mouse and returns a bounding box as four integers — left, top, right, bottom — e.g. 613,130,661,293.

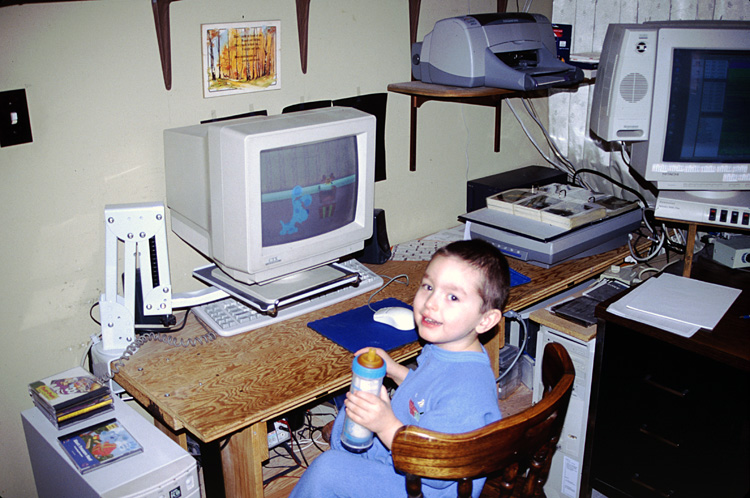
373,307,415,331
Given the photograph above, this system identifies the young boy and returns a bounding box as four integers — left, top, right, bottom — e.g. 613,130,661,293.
290,239,510,498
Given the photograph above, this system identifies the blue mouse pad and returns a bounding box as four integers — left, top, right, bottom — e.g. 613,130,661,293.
307,297,418,353
510,268,531,287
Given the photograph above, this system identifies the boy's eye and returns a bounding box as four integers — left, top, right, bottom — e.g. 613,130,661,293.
420,283,433,291
448,294,459,302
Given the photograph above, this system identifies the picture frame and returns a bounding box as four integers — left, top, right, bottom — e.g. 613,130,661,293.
201,21,281,98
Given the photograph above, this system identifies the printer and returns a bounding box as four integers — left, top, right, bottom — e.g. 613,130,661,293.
412,13,584,91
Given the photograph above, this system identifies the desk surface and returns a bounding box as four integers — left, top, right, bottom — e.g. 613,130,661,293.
114,243,638,445
597,254,750,372
116,260,424,444
530,291,597,343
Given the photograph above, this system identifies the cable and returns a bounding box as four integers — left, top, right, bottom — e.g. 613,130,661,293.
367,274,410,311
506,99,571,175
281,419,309,467
461,105,471,182
571,168,649,208
137,310,190,334
100,310,217,384
89,302,101,326
496,310,527,383
89,300,193,334
618,141,632,166
627,229,665,263
520,98,580,179
301,407,336,453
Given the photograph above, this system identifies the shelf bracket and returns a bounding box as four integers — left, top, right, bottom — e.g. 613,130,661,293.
152,0,180,91
401,0,508,170
296,0,310,74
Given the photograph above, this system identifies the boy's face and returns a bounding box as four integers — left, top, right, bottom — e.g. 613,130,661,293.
412,254,501,352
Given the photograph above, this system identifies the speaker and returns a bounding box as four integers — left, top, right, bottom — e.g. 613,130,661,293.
355,209,391,264
590,24,658,141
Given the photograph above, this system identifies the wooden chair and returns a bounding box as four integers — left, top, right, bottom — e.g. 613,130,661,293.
391,342,575,498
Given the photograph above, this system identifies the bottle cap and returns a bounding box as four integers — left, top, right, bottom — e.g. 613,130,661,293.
357,348,384,369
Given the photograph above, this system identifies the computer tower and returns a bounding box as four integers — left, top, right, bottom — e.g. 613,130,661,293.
533,326,596,498
466,165,568,213
22,395,200,498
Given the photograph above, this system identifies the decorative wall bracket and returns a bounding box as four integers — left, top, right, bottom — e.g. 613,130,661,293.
296,0,310,74
152,0,180,90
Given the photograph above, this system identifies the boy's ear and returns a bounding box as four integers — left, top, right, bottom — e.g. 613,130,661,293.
475,309,503,335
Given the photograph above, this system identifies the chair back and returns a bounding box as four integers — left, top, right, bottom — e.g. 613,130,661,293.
391,342,575,498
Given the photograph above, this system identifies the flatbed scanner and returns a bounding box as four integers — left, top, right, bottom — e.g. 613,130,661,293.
412,13,584,91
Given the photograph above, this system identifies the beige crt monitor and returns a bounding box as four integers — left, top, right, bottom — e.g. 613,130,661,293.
164,107,377,286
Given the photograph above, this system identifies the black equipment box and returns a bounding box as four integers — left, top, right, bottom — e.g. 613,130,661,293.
466,165,568,213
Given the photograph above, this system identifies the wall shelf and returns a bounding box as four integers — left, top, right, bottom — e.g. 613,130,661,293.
388,80,558,171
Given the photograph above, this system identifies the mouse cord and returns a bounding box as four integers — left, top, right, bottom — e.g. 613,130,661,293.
366,273,410,312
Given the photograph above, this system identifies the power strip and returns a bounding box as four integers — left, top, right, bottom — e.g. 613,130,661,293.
267,419,291,449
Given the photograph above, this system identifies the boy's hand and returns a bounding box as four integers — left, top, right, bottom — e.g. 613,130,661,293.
344,385,403,450
353,347,409,385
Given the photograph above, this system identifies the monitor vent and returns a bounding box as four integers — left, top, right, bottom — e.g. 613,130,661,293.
619,73,648,103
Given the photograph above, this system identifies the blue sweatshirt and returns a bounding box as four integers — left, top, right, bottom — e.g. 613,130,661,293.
289,344,502,498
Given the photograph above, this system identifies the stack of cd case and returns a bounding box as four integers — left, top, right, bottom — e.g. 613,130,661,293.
28,366,114,429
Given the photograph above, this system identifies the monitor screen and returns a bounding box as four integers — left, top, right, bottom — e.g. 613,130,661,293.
663,48,750,165
260,136,359,247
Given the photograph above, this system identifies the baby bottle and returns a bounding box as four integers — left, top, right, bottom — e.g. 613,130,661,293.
341,348,386,452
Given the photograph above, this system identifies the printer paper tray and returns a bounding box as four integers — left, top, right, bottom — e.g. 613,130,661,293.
510,67,580,86
512,66,569,77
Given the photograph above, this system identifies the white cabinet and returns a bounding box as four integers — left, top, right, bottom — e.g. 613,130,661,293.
532,322,596,498
22,395,200,498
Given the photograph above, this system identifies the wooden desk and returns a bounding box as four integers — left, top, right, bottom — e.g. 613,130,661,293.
115,260,424,498
655,217,750,278
114,244,637,498
492,242,644,375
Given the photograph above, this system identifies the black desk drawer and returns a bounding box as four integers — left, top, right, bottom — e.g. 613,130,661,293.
588,318,750,498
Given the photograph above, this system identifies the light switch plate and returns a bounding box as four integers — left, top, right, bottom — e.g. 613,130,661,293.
1,88,33,147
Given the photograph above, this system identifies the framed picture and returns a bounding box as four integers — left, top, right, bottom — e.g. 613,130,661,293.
201,21,281,98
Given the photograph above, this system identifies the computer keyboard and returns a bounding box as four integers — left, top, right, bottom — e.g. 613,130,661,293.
191,259,385,337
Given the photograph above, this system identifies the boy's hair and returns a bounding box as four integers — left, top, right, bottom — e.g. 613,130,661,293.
432,239,510,313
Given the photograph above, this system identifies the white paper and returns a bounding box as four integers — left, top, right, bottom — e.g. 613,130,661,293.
562,455,579,497
608,273,741,337
608,293,700,338
624,273,741,330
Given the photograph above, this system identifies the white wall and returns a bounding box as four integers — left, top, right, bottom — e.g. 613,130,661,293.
0,0,551,495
